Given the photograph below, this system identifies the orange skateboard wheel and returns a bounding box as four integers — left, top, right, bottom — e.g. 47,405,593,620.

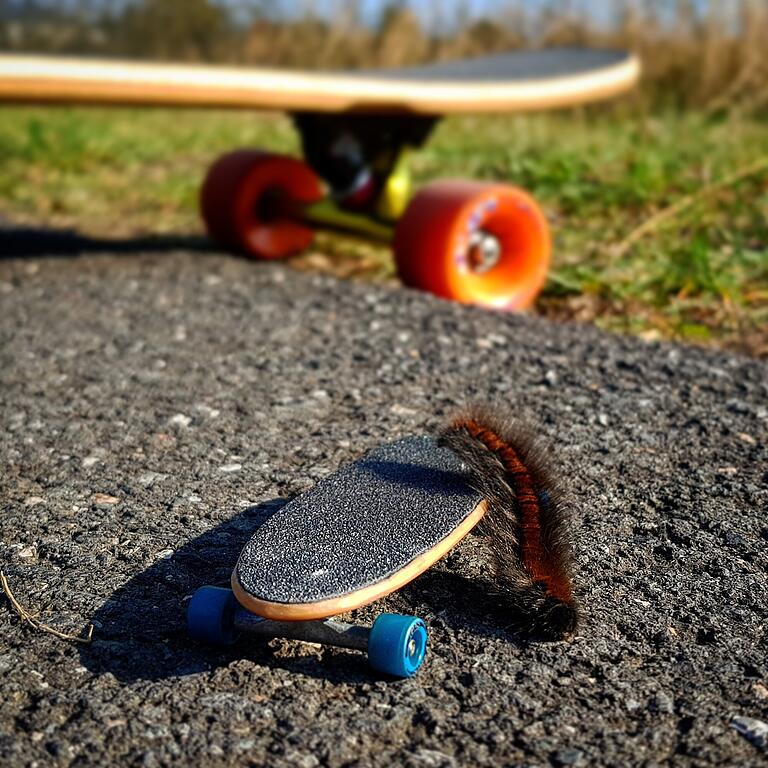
393,181,551,310
200,150,323,259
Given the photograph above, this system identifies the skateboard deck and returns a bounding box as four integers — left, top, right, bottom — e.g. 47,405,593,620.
0,48,639,114
232,436,486,621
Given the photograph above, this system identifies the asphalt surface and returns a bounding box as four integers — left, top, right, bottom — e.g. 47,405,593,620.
1,245,766,767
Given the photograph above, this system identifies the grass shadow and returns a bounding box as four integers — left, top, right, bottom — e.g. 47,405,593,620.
0,224,212,258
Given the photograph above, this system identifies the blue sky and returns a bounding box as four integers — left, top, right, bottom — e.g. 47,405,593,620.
250,1,712,28
296,1,617,25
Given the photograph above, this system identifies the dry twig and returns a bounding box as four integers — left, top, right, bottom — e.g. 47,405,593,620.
0,570,94,644
613,157,768,257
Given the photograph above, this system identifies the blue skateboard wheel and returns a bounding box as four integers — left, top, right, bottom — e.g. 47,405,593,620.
187,586,240,646
368,614,428,677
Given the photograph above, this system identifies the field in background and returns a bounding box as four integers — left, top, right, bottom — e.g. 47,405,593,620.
1,106,765,357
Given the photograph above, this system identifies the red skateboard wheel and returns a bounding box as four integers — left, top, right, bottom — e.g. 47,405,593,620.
393,181,551,310
200,150,323,260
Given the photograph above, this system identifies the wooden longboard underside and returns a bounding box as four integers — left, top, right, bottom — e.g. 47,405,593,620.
232,437,487,621
0,49,640,114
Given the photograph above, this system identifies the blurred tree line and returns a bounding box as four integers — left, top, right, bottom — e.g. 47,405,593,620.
0,0,766,112
0,0,233,59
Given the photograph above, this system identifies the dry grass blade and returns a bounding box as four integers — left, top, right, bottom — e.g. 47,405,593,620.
613,156,768,257
0,570,94,644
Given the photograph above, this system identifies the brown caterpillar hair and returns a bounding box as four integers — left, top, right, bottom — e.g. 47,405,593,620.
438,404,579,639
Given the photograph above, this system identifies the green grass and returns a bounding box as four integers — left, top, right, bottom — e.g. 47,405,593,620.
0,106,765,355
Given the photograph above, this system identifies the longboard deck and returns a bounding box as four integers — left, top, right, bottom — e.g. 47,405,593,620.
232,436,486,621
0,48,639,114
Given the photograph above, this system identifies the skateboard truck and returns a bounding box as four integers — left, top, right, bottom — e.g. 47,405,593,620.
187,586,428,678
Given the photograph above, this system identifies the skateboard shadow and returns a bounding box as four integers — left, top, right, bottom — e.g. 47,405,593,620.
78,499,529,685
78,498,383,685
0,224,211,258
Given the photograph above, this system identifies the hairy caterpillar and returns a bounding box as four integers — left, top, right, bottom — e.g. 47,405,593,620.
438,404,579,639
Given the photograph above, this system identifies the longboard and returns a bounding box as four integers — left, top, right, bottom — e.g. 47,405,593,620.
0,49,639,113
0,48,641,311
187,436,486,677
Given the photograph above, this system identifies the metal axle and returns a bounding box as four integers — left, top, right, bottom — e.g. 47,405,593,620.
298,198,394,243
233,608,370,651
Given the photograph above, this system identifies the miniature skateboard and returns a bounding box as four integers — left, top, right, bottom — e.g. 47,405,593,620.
0,49,640,309
186,436,487,677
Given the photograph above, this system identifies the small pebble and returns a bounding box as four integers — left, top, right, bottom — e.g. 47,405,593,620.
18,545,37,560
752,683,768,700
93,493,119,505
553,748,584,766
731,716,768,751
138,472,166,487
654,692,674,714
